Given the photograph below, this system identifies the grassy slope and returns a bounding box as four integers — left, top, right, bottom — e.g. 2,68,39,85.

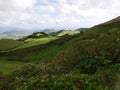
56,30,80,36
15,36,57,49
25,36,81,63
85,21,120,36
0,38,23,51
0,31,80,52
0,35,81,74
1,20,120,74
1,36,77,73
0,57,26,74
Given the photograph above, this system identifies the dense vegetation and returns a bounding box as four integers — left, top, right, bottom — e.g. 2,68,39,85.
0,17,120,90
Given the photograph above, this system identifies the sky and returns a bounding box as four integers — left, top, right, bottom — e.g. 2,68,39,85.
0,0,120,30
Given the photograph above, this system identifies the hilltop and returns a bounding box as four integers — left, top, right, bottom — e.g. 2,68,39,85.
54,30,80,36
85,16,120,36
102,16,120,25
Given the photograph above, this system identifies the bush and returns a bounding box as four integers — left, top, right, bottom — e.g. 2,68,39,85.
79,58,98,74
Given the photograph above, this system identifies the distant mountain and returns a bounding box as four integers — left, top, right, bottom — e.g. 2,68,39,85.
76,28,88,31
41,29,56,34
26,32,48,38
0,30,32,39
0,27,18,33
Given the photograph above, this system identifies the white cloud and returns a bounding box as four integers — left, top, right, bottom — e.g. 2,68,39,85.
0,0,120,30
0,0,36,11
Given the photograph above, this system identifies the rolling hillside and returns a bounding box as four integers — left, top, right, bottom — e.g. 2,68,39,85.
102,16,120,25
1,16,120,70
55,30,80,36
0,57,25,74
0,16,120,90
0,32,58,51
16,36,57,50
85,16,120,36
0,38,23,51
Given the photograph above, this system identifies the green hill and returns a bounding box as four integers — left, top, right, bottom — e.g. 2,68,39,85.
23,32,49,39
0,32,57,51
15,36,57,50
1,16,120,70
0,38,23,51
0,30,80,51
85,16,120,36
3,35,80,62
55,30,80,36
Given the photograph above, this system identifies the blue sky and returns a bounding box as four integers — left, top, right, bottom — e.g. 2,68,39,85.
0,0,120,30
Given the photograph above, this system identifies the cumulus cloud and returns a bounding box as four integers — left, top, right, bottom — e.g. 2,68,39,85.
0,0,120,29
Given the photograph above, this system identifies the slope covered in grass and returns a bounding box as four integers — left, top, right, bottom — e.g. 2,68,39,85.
15,36,57,50
25,36,82,63
0,38,23,51
85,16,120,36
0,35,81,74
3,35,81,63
0,57,26,74
56,30,80,36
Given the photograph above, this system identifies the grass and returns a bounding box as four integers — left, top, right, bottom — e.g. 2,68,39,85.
25,45,64,63
0,35,81,75
15,36,57,49
0,57,26,74
0,38,23,51
85,22,120,36
25,36,81,63
57,30,80,36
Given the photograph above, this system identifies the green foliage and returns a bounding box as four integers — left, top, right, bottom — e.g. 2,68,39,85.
8,65,116,90
80,58,98,74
